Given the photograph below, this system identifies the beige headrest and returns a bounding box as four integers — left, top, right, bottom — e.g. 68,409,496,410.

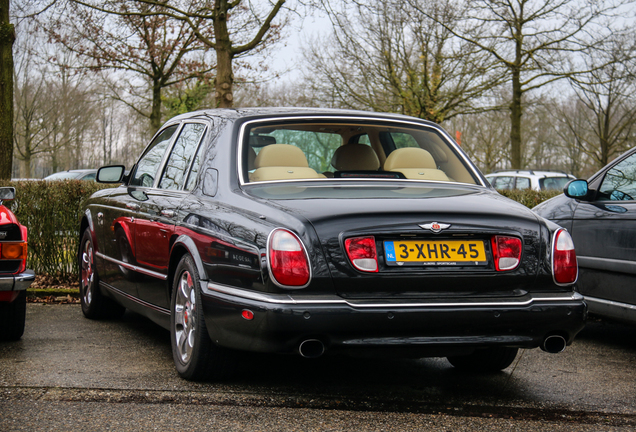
247,147,257,170
331,143,380,171
384,148,436,171
254,144,309,168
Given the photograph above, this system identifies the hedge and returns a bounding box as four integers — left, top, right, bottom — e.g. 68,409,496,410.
0,181,562,282
0,180,114,283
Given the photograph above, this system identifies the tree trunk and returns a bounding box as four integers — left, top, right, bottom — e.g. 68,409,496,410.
509,67,523,169
0,0,14,180
150,80,162,134
214,0,234,108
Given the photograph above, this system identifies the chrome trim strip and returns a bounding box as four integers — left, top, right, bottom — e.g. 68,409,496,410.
237,115,484,186
100,281,170,315
584,296,636,311
578,255,636,275
206,281,583,308
96,252,168,280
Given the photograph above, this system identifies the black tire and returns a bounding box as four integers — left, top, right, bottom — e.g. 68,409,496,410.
171,254,235,381
0,290,27,341
78,229,125,319
447,346,518,372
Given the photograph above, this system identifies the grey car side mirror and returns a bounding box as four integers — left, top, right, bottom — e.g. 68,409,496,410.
564,179,589,199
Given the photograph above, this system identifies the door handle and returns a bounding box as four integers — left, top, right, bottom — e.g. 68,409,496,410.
126,203,140,211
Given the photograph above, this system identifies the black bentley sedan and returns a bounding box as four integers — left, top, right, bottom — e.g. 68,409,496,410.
79,108,585,380
534,147,636,325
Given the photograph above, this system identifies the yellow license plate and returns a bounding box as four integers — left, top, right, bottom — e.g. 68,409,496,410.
384,240,487,266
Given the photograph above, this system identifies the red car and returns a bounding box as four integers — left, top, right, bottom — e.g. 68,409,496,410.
0,187,35,341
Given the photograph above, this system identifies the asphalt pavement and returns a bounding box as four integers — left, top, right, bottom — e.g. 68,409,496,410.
1,304,635,431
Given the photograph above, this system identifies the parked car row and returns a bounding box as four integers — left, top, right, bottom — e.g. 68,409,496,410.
78,108,586,381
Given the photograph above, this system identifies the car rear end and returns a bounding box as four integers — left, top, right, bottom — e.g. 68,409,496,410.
0,187,35,341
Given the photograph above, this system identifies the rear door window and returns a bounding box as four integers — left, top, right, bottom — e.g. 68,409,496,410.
159,123,207,190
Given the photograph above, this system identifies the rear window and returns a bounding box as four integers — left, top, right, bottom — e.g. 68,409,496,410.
242,120,477,185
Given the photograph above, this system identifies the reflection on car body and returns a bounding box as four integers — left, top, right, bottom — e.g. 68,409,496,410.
535,147,636,324
78,108,586,381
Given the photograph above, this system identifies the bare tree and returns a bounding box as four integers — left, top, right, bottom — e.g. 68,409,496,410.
412,0,630,169
47,0,213,133
307,0,504,123
71,0,289,109
566,35,636,169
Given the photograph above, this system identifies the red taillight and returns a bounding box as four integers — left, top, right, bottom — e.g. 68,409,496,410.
268,229,310,287
553,229,577,284
491,235,522,271
344,236,378,272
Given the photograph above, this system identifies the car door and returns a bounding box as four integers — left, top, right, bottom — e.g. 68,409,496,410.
570,151,636,308
134,122,208,309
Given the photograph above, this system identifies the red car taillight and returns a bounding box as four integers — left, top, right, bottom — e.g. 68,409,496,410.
553,229,577,285
491,235,522,271
268,229,310,287
344,236,378,272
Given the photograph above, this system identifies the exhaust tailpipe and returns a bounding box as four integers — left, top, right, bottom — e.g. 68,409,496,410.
541,334,567,353
298,339,325,358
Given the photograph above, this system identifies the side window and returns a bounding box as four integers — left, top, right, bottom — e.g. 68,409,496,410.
390,132,420,149
159,123,206,190
515,177,531,190
492,176,514,190
130,125,178,187
185,131,207,191
599,153,636,201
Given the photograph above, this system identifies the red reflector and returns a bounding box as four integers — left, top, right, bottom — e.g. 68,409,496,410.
241,309,254,320
268,229,310,287
491,236,522,271
553,229,577,284
344,236,378,272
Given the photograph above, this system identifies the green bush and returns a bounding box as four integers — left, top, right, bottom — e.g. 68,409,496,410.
0,180,114,283
0,180,562,283
497,188,562,208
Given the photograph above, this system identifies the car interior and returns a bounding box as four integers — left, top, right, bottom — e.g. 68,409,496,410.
243,122,477,185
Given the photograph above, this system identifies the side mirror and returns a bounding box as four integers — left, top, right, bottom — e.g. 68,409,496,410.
97,165,126,183
0,187,15,201
564,179,589,200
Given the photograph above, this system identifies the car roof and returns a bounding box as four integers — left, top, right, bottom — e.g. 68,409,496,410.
165,107,440,127
486,170,573,177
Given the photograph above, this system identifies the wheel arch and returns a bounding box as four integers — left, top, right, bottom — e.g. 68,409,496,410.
168,235,208,300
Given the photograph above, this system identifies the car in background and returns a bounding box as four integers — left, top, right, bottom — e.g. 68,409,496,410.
486,170,575,191
534,147,636,324
0,187,35,341
79,108,585,381
44,169,97,181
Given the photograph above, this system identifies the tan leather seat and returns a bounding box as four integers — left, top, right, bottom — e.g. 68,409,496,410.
384,147,449,181
331,143,381,171
250,144,322,182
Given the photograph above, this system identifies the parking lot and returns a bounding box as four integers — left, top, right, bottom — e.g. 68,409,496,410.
1,304,635,431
